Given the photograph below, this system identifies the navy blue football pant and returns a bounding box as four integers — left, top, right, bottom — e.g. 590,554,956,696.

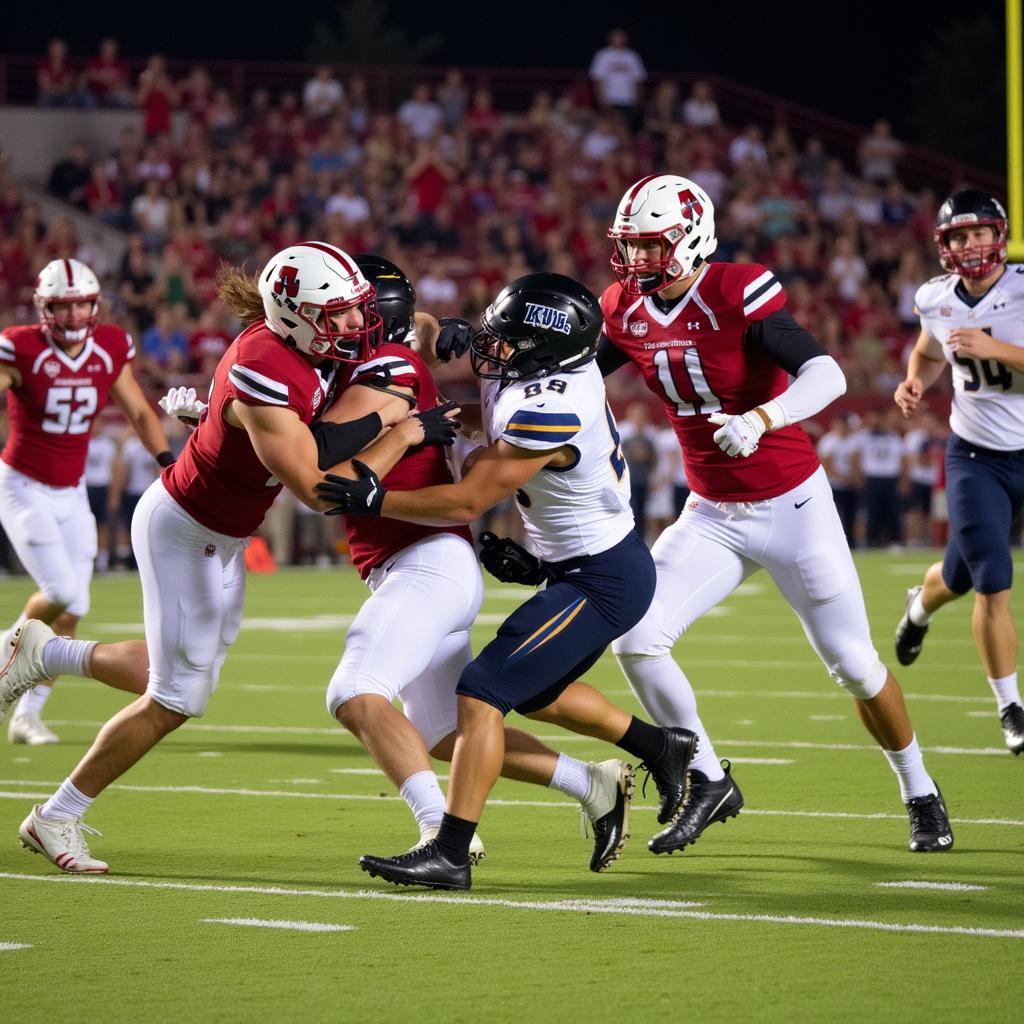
942,434,1024,595
457,530,657,715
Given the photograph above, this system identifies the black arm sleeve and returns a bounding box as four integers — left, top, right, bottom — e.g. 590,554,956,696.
596,332,630,377
746,309,829,376
309,413,383,471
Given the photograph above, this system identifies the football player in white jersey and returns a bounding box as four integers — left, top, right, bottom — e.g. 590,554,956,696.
894,189,1024,755
317,273,698,890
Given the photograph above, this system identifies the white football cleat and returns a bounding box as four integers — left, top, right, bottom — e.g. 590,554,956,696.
18,804,108,873
0,621,55,722
579,759,634,872
413,825,487,865
8,712,59,745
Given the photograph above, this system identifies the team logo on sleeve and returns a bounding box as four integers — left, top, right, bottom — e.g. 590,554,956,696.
523,303,571,335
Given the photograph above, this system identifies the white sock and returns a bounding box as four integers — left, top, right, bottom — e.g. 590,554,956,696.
549,753,591,801
988,673,1022,712
883,734,937,802
908,591,932,626
14,683,52,718
41,637,97,679
398,770,445,833
616,652,725,781
40,778,94,821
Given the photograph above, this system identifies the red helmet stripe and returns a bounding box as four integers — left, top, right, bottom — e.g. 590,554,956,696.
63,259,74,288
299,240,357,276
621,175,661,216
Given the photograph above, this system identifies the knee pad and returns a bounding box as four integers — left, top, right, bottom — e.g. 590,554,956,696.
66,586,90,619
829,649,887,700
40,574,78,612
325,667,398,719
454,658,513,716
611,611,676,660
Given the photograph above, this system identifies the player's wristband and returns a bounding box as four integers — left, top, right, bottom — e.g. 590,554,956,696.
155,450,175,468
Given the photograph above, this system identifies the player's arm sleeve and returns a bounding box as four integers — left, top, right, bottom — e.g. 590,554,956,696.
227,361,301,415
746,310,846,428
596,332,630,377
499,398,582,451
308,414,383,470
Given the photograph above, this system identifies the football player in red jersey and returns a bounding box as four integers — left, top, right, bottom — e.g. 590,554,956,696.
599,175,952,854
0,258,174,745
6,242,455,873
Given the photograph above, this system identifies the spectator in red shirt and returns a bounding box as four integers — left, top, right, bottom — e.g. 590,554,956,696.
37,38,82,107
187,307,231,376
405,140,454,215
85,38,132,107
84,163,125,228
137,56,179,138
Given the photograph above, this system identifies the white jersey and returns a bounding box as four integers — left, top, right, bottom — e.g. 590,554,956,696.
84,433,118,488
916,265,1024,450
482,360,634,562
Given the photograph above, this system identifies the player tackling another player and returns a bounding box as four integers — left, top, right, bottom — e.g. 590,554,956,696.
894,189,1024,757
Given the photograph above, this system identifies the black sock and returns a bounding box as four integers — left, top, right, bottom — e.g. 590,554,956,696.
435,813,477,867
616,716,668,763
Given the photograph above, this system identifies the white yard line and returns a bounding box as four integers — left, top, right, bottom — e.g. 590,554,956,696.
0,873,1018,940
0,780,1020,827
203,918,355,933
0,942,32,951
876,881,990,892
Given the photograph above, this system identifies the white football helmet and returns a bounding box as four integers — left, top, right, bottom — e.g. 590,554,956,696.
608,174,717,295
34,258,101,346
258,241,382,362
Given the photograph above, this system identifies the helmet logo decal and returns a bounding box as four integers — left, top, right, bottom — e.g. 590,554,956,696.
524,302,571,334
677,189,704,219
273,265,300,299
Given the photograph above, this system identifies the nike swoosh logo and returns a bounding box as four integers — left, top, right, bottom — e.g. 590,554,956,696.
794,498,812,509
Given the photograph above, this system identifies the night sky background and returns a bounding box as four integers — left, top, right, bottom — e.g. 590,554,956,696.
9,0,1010,169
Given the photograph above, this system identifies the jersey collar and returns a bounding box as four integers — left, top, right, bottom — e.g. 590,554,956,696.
642,264,711,327
42,333,95,373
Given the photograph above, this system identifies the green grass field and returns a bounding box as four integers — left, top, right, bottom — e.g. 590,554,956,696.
0,552,1020,1023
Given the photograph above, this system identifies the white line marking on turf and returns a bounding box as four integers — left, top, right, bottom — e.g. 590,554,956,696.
876,882,990,892
0,781,1020,827
197,752,222,758
809,715,847,722
203,918,355,933
0,942,32,952
0,874,1019,940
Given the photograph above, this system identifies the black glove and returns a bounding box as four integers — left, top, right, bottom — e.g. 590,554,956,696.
479,531,547,585
316,460,385,517
413,400,461,447
435,318,474,362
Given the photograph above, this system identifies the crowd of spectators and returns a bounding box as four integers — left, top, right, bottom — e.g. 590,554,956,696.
0,32,983,566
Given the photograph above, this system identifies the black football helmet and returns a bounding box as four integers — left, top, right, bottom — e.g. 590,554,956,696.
934,189,1008,279
354,255,416,343
470,273,601,382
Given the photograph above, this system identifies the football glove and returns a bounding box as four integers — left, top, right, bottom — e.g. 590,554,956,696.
479,531,547,586
707,410,768,459
434,318,475,362
316,460,385,517
158,386,207,429
413,400,461,446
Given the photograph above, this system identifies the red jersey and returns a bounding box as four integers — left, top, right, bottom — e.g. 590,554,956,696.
338,343,471,578
0,324,134,487
163,323,333,537
600,262,819,502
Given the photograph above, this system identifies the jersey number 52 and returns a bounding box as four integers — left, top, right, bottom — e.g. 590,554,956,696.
42,385,98,435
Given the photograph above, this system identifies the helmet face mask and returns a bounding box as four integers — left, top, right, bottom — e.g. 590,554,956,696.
934,189,1008,280
259,242,383,363
34,258,101,347
609,175,717,295
470,273,601,383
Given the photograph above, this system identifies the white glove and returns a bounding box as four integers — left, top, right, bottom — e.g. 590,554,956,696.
707,410,768,458
158,386,207,429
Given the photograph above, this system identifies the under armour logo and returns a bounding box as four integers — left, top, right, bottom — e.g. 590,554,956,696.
687,322,701,331
994,301,1007,310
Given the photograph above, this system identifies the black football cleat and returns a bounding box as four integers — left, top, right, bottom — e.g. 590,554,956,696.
906,785,954,853
639,727,699,824
359,840,471,891
649,760,744,855
894,585,929,667
1000,703,1024,755
580,760,634,873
